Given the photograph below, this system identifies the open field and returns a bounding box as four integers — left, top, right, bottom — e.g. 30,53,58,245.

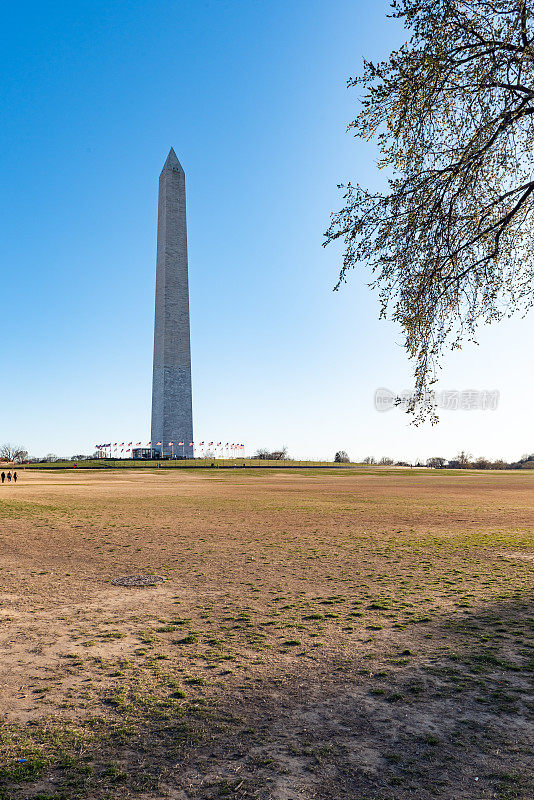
0,468,532,800
23,459,356,470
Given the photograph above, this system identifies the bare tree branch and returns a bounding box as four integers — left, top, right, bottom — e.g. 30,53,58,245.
325,0,534,421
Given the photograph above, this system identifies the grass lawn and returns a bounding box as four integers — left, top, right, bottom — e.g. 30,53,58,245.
0,468,532,799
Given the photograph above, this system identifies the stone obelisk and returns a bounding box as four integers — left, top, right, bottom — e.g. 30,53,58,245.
151,148,193,458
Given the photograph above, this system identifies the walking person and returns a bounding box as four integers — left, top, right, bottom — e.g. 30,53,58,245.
13,471,17,483
1,471,5,484
7,471,11,483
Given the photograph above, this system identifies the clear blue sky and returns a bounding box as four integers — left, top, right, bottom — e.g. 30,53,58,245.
2,0,532,462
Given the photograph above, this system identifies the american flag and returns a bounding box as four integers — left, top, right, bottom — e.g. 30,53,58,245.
198,441,204,446
156,442,162,446
208,442,213,446
168,441,174,446
188,442,193,446
178,441,184,446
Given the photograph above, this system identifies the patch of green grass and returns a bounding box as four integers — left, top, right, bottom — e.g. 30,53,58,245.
176,632,199,644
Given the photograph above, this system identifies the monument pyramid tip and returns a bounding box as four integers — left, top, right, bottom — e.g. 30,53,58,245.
162,147,184,173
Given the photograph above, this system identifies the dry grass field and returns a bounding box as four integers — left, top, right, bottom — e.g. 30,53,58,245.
0,467,532,800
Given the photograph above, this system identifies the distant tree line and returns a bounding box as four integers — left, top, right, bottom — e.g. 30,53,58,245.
0,446,99,464
427,452,534,470
362,456,395,466
0,443,28,463
3,442,534,470
25,453,96,463
253,447,290,461
356,451,534,469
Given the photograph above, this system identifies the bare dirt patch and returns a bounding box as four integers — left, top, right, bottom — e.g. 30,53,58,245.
0,468,532,799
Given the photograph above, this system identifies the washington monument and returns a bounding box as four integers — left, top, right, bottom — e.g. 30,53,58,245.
151,148,193,458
